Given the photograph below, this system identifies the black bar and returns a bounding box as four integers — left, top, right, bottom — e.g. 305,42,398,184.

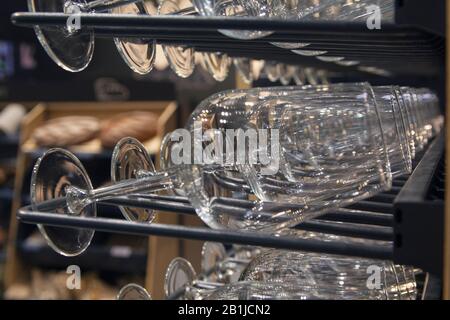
17,208,393,260
10,13,427,34
297,220,393,241
347,201,394,214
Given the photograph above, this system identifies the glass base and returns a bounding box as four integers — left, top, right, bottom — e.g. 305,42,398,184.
159,0,195,78
111,137,156,223
165,257,196,298
199,52,231,82
112,2,156,74
117,284,152,300
28,0,94,72
31,148,96,256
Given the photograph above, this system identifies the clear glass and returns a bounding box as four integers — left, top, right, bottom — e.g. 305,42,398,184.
198,52,231,82
31,83,403,255
28,0,95,72
112,1,157,74
201,242,252,283
28,0,156,73
193,0,395,41
158,0,196,78
239,230,416,300
240,252,416,300
117,283,152,300
31,148,96,256
233,58,253,85
165,257,224,299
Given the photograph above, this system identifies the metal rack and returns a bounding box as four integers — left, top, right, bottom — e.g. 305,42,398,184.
16,134,442,265
10,12,444,77
9,0,446,299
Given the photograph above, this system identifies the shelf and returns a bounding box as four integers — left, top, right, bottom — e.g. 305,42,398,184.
394,133,445,276
11,13,444,77
15,133,444,274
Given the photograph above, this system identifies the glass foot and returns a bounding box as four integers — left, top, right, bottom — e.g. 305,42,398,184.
31,148,96,256
117,284,152,300
111,137,156,223
28,0,94,72
165,257,196,298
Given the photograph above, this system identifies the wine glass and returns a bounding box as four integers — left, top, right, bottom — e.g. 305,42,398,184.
28,0,156,73
117,283,152,300
31,83,400,255
201,242,252,283
165,257,224,299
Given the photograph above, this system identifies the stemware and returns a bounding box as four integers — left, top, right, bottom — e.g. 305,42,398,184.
31,83,403,255
238,230,417,301
158,0,232,80
201,242,252,283
31,83,441,255
28,0,157,73
28,0,230,79
165,257,224,299
30,82,439,256
117,283,152,300
240,249,417,300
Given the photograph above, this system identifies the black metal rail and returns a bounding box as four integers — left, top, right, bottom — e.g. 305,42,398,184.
394,133,445,276
16,133,444,271
10,13,444,76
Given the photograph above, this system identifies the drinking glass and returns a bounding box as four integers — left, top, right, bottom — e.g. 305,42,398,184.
117,283,152,300
31,83,399,255
28,0,156,73
165,257,224,299
234,230,416,300
201,242,252,283
240,249,417,300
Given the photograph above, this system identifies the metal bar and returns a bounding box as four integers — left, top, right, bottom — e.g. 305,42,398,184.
10,12,427,34
17,208,393,260
296,220,393,241
347,201,394,214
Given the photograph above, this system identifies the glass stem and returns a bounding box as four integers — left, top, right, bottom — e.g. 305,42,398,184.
65,171,173,215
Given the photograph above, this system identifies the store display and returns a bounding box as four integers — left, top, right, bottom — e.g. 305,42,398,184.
28,83,441,256
31,116,100,147
99,111,159,149
4,0,446,302
27,0,396,79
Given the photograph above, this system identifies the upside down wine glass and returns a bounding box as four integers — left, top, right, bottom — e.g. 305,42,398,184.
239,230,417,300
28,0,232,80
193,0,395,57
31,83,395,256
165,257,224,300
117,283,152,300
201,242,253,283
28,0,158,73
